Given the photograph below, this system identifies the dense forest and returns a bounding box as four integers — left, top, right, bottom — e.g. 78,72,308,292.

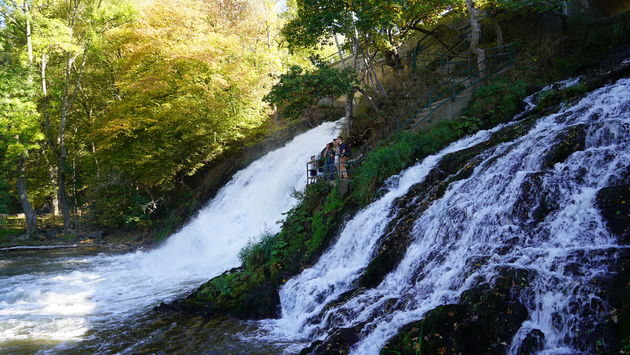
0,0,313,234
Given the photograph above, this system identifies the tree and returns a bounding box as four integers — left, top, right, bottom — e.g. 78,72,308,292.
92,0,282,195
0,51,43,237
282,0,453,85
23,0,134,233
264,64,356,121
465,0,485,76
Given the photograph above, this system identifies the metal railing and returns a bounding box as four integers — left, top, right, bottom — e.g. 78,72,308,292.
397,44,515,132
306,159,352,184
411,25,472,71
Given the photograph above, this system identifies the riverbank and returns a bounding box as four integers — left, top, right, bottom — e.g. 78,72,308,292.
0,227,155,252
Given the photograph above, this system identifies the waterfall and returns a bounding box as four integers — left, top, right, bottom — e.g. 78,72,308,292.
261,78,629,354
258,124,508,347
0,120,341,345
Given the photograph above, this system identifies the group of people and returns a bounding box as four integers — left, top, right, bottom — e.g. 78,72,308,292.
308,136,351,184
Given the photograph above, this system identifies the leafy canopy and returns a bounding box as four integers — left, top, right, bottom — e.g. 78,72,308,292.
264,64,356,120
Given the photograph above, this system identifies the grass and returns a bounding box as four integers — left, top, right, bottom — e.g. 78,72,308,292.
0,228,23,246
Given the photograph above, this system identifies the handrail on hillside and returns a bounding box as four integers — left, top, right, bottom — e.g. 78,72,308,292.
306,160,353,185
398,44,514,132
411,25,472,71
306,42,514,187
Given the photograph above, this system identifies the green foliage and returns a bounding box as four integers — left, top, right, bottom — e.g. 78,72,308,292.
283,0,454,52
86,183,151,229
462,76,528,126
485,0,564,15
239,231,278,270
92,0,277,190
0,227,25,246
350,118,476,205
2,0,302,230
0,179,14,214
529,83,590,111
0,54,42,163
264,64,356,120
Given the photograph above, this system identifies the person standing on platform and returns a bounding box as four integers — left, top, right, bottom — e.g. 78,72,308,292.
337,136,350,179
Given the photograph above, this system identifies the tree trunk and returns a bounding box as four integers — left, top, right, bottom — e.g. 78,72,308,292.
465,0,486,77
344,92,354,137
40,54,60,216
25,3,33,66
57,146,71,233
72,156,79,227
41,54,54,148
494,18,504,47
355,86,379,113
333,33,346,68
16,157,36,237
58,54,75,233
57,43,88,233
362,44,387,97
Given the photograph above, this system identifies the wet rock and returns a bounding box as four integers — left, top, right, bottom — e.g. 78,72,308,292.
494,267,535,292
382,271,530,355
596,184,630,243
542,124,587,168
593,249,630,354
512,172,558,227
517,328,545,354
157,266,280,320
382,304,468,355
300,325,363,355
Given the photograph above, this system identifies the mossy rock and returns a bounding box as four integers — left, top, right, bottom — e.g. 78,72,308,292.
181,267,280,319
542,124,587,169
382,272,529,355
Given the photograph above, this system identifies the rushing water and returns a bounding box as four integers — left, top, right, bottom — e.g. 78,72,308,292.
258,78,629,354
0,120,341,352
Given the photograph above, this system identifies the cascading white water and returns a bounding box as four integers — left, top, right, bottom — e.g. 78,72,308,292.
0,120,341,347
261,78,629,354
258,124,507,348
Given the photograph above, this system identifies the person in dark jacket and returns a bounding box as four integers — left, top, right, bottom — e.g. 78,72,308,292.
308,155,318,184
337,136,350,179
324,142,336,181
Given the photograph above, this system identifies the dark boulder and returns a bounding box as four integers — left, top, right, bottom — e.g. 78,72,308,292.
596,184,630,244
542,124,587,168
382,270,530,355
516,329,545,354
300,325,363,355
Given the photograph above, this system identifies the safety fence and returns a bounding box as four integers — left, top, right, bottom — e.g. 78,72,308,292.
398,44,515,132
